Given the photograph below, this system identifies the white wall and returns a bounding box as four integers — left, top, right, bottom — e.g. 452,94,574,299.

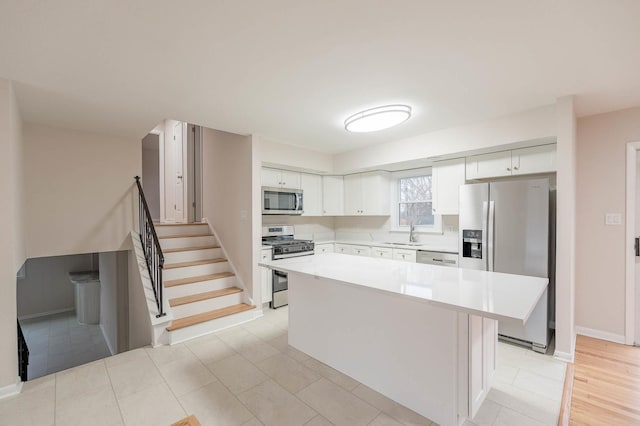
258,136,334,173
99,251,129,355
17,254,95,319
554,96,577,359
0,78,25,390
333,105,556,173
142,133,161,221
24,124,140,258
202,128,255,299
575,107,640,341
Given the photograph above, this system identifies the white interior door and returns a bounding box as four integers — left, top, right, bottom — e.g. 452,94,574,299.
635,152,640,345
173,122,185,223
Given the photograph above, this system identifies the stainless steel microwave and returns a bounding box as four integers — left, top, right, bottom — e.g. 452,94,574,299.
262,187,303,215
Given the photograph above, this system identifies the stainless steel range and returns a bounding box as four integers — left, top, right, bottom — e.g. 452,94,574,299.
262,225,314,308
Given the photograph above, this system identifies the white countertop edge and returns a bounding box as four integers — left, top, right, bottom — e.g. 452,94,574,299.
259,254,548,324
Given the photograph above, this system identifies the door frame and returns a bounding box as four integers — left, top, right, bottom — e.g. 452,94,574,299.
149,127,165,223
625,141,640,345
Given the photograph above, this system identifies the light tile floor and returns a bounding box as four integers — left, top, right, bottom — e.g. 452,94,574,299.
3,307,566,426
19,311,112,380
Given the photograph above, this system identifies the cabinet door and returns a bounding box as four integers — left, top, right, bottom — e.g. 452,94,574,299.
261,168,282,188
260,250,272,303
280,170,301,189
351,246,371,257
468,316,497,418
322,176,344,215
343,174,363,215
301,173,323,216
511,144,556,175
361,172,391,215
466,151,512,179
432,158,466,215
334,244,351,254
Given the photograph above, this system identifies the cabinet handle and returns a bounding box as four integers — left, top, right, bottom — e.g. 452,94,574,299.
506,168,511,171
513,166,519,170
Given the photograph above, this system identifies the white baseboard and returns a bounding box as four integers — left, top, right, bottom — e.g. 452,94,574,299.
553,350,574,363
0,377,23,400
576,326,625,344
18,307,75,321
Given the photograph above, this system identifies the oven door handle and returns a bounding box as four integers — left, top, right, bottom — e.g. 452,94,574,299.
274,270,287,278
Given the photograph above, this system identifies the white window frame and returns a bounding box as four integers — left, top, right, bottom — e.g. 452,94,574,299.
390,167,443,234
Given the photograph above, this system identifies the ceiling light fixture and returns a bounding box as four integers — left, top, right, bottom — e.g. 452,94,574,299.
344,104,412,133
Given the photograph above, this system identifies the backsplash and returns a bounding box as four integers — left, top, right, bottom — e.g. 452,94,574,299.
262,214,458,249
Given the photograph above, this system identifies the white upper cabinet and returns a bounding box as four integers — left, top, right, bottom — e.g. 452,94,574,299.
261,167,301,189
322,175,344,216
343,171,390,216
511,144,556,176
466,151,512,180
300,173,323,216
466,144,556,180
432,158,466,215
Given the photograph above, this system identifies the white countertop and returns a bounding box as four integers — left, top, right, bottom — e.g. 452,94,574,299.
315,240,458,253
260,253,547,324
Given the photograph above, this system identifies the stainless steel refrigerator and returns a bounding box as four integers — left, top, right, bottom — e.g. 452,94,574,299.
458,178,554,353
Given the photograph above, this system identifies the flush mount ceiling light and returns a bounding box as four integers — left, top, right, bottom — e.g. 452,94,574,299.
344,104,412,133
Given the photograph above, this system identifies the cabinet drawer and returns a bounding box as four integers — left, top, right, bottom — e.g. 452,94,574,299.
392,248,416,262
315,243,334,254
371,247,393,259
351,245,371,257
334,244,351,254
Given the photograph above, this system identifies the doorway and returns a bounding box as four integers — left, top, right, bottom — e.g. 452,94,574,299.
187,123,203,222
625,141,640,345
141,133,161,222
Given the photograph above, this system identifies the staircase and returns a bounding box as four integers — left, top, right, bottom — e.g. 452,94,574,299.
155,222,256,344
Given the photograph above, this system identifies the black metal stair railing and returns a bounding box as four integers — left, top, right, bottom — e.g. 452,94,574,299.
17,320,28,381
134,176,166,318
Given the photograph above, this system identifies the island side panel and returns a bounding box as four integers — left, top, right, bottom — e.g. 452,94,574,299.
288,272,459,426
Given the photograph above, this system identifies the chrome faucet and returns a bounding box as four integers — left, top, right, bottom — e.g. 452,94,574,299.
409,222,417,243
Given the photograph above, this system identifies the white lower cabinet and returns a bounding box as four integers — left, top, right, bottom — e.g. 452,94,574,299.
392,248,417,262
371,247,393,259
314,243,334,254
466,315,497,418
334,243,371,257
261,248,272,304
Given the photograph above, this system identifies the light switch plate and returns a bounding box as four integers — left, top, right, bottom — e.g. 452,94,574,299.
605,213,622,225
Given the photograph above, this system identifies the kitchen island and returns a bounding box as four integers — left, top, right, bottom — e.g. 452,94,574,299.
260,253,548,426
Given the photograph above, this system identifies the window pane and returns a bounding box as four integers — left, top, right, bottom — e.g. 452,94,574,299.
399,175,432,202
399,202,434,226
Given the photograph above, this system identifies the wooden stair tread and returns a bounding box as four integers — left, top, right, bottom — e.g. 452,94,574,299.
165,272,235,288
167,303,255,331
156,222,208,227
171,415,202,426
169,287,243,307
159,234,213,239
164,245,221,253
164,258,227,269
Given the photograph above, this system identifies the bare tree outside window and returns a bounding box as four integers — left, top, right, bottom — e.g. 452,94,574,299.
398,175,434,226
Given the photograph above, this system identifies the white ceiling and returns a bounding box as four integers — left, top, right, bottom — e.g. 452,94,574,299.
1,1,639,153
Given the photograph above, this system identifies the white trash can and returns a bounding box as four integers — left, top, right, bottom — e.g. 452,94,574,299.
69,272,100,324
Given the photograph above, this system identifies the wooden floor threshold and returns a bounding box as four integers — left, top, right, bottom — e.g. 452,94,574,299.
171,414,201,426
158,233,213,239
164,245,220,253
166,303,255,332
155,222,208,227
558,361,574,425
164,258,227,269
169,287,243,307
164,272,235,288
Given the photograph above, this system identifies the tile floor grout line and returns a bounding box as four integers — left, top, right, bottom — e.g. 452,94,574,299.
103,358,128,426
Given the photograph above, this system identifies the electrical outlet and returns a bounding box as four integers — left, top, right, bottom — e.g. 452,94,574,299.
605,213,622,225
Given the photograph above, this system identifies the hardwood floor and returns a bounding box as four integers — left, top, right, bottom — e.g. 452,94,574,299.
568,335,640,425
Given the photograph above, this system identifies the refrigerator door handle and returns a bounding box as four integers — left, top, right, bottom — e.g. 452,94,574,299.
488,201,495,272
482,201,488,271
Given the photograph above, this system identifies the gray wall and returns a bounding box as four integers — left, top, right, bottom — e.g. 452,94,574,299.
17,254,95,318
142,133,160,221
